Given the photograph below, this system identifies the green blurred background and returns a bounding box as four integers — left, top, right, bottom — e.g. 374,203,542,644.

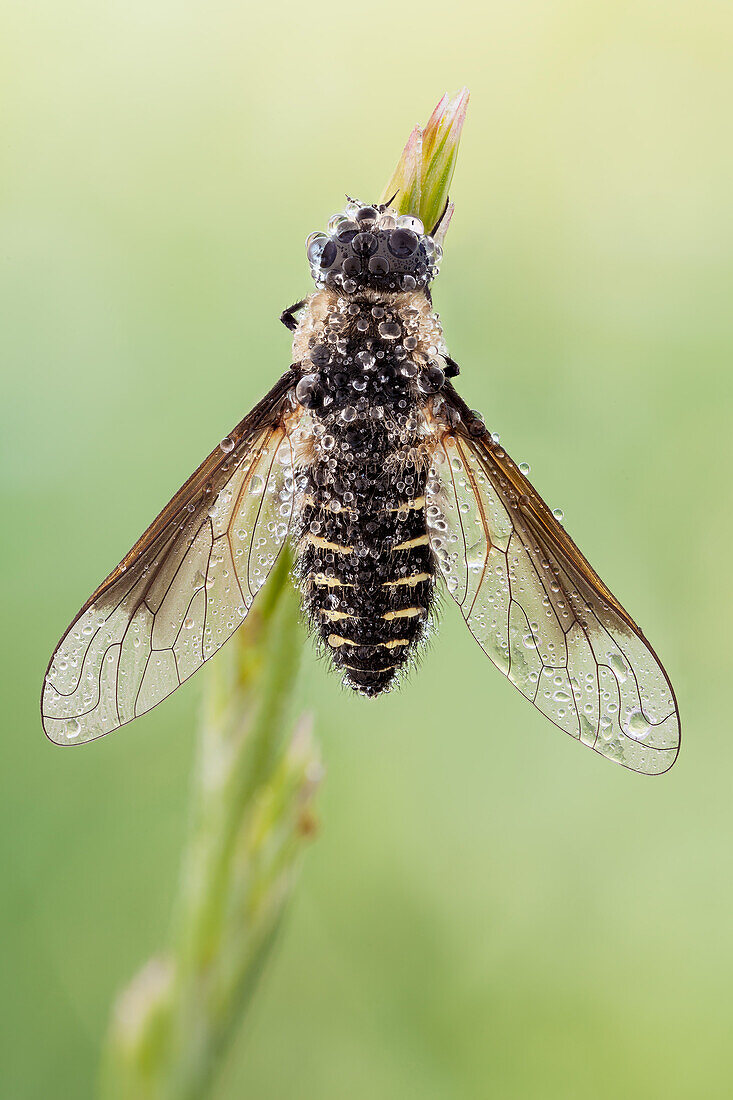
2,1,731,1096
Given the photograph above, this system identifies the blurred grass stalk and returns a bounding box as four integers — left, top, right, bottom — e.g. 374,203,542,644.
99,88,467,1099
100,550,322,1100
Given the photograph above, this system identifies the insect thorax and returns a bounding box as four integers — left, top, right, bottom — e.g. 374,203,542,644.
290,287,449,695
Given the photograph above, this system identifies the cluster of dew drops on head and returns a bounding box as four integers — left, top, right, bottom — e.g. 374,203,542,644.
304,199,443,295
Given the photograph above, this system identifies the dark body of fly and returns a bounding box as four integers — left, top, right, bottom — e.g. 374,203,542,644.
291,291,439,695
282,201,454,695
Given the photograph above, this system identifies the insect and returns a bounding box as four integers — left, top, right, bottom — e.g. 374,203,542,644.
41,197,680,773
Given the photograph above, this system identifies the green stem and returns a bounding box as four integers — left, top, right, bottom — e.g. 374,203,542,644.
99,549,321,1100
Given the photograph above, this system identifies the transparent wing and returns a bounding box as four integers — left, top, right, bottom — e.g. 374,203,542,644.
41,372,300,745
426,392,680,774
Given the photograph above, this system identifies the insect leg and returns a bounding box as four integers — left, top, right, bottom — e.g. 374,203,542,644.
444,355,460,378
280,299,308,332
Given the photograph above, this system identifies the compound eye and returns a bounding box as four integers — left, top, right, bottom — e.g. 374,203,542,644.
388,228,419,258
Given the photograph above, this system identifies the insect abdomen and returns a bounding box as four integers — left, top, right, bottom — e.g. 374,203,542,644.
297,451,433,695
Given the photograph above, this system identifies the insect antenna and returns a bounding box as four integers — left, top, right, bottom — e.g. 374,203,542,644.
429,197,450,237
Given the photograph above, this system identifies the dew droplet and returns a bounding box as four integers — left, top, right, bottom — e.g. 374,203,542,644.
396,214,424,234
355,350,375,369
625,709,651,740
219,436,235,453
608,653,628,684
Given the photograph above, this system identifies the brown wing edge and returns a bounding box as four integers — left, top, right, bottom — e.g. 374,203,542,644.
440,381,681,775
40,368,299,746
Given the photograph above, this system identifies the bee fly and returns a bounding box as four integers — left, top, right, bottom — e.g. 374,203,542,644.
41,198,680,773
